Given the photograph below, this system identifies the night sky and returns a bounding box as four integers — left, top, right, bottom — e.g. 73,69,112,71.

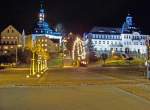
0,0,149,35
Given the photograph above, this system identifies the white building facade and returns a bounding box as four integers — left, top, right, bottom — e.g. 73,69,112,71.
84,14,149,57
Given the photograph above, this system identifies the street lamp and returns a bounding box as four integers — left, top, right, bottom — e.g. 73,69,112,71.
16,44,22,65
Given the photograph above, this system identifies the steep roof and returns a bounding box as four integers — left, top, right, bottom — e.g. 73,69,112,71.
90,26,121,34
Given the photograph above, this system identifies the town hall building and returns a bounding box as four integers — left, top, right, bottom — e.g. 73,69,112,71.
84,14,149,57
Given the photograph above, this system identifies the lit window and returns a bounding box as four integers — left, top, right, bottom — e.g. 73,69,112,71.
42,39,44,42
45,39,47,42
10,46,13,49
4,46,8,49
45,49,47,51
4,51,8,54
45,44,47,47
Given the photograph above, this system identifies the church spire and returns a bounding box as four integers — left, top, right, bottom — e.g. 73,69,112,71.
126,13,133,26
39,0,45,22
40,0,44,9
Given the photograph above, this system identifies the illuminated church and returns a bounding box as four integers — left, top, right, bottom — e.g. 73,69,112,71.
84,14,149,57
32,1,62,52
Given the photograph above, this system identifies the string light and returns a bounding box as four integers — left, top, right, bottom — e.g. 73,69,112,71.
72,37,86,61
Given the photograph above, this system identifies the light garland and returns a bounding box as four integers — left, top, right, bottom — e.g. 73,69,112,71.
72,37,86,61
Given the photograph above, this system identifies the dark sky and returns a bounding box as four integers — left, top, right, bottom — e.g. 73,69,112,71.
0,0,149,35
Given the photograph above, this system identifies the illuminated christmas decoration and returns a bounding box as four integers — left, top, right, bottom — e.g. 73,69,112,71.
72,37,86,61
27,42,49,78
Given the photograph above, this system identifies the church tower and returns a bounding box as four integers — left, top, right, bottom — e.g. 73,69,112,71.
32,0,62,52
121,13,138,33
126,13,133,27
39,1,45,22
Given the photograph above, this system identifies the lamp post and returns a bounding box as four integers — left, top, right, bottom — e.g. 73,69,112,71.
146,37,150,79
16,44,22,65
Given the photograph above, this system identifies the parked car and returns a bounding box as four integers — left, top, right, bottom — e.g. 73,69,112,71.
80,60,88,67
